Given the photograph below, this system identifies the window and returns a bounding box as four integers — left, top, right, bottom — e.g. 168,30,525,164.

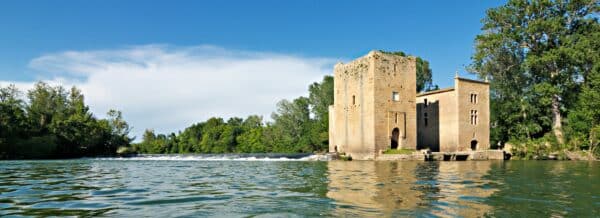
352,95,356,105
470,110,478,125
392,92,400,101
395,113,398,124
424,99,428,107
470,93,478,104
424,112,428,127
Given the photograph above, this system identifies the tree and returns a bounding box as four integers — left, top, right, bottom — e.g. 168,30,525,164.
308,76,334,151
1,83,133,159
470,0,599,145
236,115,266,153
27,82,69,135
568,51,600,150
0,85,28,156
106,109,133,146
270,97,312,152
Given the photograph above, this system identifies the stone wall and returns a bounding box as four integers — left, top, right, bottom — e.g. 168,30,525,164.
455,78,490,151
372,52,417,157
330,52,376,160
415,77,490,152
329,51,417,160
417,88,458,152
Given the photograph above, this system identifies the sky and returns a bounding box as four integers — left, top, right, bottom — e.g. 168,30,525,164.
0,0,506,139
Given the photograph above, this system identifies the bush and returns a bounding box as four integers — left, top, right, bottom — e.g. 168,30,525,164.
383,148,415,155
12,136,59,159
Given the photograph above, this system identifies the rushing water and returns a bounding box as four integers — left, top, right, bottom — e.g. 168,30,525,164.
1,156,598,217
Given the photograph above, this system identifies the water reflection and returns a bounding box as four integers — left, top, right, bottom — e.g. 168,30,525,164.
1,159,598,217
327,161,502,216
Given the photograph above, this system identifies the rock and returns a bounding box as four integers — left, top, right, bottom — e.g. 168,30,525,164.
565,150,597,161
116,146,136,156
502,143,514,155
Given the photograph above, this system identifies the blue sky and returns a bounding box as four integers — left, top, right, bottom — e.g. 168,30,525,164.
0,0,505,137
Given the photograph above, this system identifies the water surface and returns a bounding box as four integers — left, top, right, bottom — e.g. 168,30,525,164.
1,156,598,217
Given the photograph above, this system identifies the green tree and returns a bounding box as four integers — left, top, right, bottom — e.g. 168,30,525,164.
106,109,133,147
470,0,599,145
1,82,133,159
27,82,69,135
308,75,334,151
568,56,600,151
236,115,266,153
270,97,312,152
0,85,28,157
199,117,226,153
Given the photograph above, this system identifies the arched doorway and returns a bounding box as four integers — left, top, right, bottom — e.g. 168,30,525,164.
471,140,478,150
391,128,400,149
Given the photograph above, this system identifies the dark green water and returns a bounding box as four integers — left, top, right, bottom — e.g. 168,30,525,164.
1,157,598,217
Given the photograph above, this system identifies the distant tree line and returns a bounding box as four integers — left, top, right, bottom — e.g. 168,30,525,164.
470,0,599,159
133,75,334,154
0,82,133,159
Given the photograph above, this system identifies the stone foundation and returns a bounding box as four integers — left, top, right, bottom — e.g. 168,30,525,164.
372,150,505,161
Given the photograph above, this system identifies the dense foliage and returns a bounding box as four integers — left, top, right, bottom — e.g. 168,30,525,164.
470,0,600,158
0,82,133,159
133,76,334,154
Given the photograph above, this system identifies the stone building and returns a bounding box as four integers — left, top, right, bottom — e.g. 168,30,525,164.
416,76,490,152
328,51,417,160
328,51,490,160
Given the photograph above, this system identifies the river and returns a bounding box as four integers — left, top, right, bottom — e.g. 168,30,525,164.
1,155,598,217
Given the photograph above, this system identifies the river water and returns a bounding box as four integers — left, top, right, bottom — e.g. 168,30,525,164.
1,155,598,217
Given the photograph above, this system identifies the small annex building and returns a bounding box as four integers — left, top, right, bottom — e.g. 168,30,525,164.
328,51,490,160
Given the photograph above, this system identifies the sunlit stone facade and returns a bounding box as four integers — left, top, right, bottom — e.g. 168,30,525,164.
328,51,489,160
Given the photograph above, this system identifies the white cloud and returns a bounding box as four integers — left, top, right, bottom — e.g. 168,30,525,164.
1,45,335,139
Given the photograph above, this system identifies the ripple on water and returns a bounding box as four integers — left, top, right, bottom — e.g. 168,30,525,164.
0,159,598,217
29,201,112,210
91,188,148,196
126,195,232,206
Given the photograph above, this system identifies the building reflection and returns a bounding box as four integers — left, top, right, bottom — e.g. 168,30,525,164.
326,161,501,216
431,161,498,217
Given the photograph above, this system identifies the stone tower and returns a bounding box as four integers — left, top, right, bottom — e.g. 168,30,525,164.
328,51,417,160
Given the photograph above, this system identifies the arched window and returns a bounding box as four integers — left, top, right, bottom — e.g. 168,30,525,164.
470,93,478,104
470,110,478,125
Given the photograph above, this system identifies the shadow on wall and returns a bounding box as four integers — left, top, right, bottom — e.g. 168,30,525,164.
417,101,440,152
